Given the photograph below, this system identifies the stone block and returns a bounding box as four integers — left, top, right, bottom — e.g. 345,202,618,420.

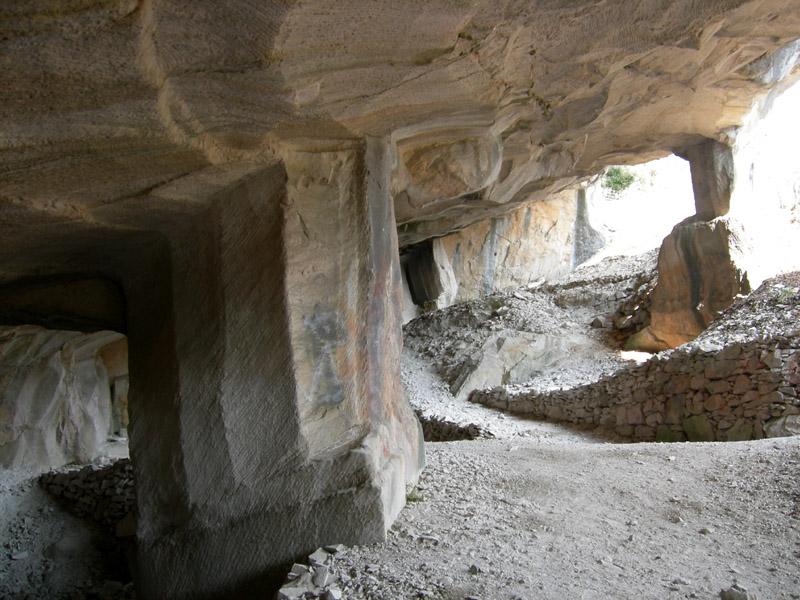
664,375,690,394
615,425,634,438
683,414,715,442
706,379,731,395
703,394,726,412
761,349,782,369
690,373,707,391
732,374,752,395
655,425,684,443
720,418,752,441
626,404,645,426
705,359,738,380
645,412,663,427
664,396,685,424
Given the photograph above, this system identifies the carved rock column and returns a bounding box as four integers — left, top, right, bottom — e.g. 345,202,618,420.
129,144,422,599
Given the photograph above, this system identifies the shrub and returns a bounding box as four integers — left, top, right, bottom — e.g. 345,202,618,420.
602,166,636,192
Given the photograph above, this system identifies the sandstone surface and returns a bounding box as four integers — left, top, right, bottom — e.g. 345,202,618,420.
628,215,760,351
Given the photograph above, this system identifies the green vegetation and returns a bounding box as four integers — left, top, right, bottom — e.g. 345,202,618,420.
406,485,423,503
602,166,636,193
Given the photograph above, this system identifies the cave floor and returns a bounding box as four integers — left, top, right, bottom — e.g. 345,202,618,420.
329,432,800,600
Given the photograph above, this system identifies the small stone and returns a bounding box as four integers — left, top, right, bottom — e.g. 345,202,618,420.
699,527,713,535
468,564,481,575
309,547,332,566
312,565,330,587
719,583,757,600
276,587,307,600
11,550,29,560
324,588,343,600
672,576,691,585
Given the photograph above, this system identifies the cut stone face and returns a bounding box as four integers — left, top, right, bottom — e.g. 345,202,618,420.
124,147,423,599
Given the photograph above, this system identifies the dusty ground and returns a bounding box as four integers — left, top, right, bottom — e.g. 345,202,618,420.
329,435,800,600
2,251,800,600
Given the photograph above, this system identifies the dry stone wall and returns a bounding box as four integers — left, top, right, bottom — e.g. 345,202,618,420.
470,333,800,442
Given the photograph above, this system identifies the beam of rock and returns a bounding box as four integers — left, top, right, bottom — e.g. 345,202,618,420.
627,216,757,352
680,139,735,221
126,146,423,600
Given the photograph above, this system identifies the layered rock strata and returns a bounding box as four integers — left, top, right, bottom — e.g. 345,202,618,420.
3,2,800,598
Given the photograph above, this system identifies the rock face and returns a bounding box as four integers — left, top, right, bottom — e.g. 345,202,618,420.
2,2,800,598
0,326,126,469
403,190,577,309
470,272,800,442
436,190,577,303
628,216,758,351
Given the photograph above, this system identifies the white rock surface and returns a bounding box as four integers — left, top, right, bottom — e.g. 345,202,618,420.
0,326,127,470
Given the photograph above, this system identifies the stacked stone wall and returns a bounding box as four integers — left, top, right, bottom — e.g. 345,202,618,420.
470,334,800,442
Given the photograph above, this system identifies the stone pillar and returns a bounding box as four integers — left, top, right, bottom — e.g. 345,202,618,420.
128,148,423,599
627,138,755,352
684,139,734,220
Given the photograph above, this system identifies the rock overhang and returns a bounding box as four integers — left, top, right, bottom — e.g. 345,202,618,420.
2,0,800,260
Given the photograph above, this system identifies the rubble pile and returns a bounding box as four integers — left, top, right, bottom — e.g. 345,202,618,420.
39,459,135,534
275,546,346,600
404,252,658,396
414,410,493,442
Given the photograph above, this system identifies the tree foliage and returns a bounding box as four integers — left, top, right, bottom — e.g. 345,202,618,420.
602,166,636,192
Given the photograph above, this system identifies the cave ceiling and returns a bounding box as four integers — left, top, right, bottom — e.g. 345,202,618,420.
2,0,800,282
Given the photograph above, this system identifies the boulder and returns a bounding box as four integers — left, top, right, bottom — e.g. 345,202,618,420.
627,216,759,351
449,331,608,400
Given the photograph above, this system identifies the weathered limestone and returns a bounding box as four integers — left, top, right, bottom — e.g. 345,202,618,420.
3,2,800,252
2,3,800,599
123,145,422,600
0,326,125,469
